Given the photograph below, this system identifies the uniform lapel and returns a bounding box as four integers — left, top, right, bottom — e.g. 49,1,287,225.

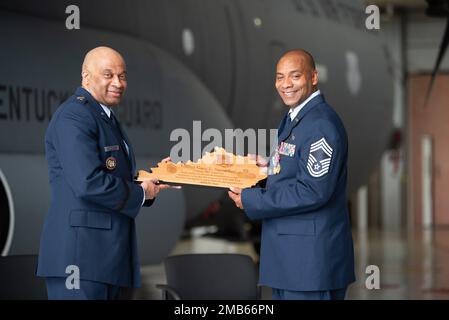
76,87,134,175
109,113,134,176
115,120,136,175
277,112,289,139
278,94,325,142
76,87,110,123
76,88,118,139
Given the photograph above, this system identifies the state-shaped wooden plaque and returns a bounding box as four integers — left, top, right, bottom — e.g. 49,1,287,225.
137,147,267,189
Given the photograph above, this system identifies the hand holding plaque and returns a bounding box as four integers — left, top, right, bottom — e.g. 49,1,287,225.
137,147,267,189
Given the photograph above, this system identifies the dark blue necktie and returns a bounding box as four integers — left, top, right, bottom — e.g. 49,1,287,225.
110,111,119,129
110,112,129,157
286,112,292,126
279,112,292,137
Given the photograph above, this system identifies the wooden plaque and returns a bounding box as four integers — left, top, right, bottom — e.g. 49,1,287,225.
137,147,267,189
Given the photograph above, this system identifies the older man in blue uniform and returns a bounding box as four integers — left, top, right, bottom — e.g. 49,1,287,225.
37,47,169,299
229,49,355,300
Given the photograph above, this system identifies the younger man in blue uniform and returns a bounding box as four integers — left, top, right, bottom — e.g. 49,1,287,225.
228,50,355,300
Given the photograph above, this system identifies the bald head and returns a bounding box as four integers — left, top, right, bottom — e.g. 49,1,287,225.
81,46,127,106
278,49,316,73
275,49,318,108
82,46,125,72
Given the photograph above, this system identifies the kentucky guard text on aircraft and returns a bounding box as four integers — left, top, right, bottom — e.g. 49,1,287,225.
0,83,162,129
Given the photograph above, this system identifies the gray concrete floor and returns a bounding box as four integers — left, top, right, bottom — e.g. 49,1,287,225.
129,228,449,300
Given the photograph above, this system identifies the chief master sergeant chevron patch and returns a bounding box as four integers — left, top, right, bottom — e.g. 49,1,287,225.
307,137,333,178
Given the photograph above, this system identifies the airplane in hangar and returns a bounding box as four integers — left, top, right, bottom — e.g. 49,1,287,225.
0,0,395,265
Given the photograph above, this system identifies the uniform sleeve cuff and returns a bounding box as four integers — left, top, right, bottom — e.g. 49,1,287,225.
242,188,261,220
141,185,146,206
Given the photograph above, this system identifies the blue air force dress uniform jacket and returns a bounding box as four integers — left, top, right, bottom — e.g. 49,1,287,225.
37,87,152,288
241,93,355,291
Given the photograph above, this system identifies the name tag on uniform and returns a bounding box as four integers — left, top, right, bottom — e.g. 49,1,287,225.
104,145,120,152
278,141,296,157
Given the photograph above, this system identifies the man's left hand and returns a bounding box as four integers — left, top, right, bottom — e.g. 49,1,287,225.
228,187,244,209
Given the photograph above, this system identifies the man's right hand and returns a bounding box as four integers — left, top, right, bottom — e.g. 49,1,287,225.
141,179,171,200
248,154,268,167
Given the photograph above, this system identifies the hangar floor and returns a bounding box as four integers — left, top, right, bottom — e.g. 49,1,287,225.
130,228,449,300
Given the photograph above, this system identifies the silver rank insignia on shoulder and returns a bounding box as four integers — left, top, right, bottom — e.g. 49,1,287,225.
307,137,333,178
106,156,117,170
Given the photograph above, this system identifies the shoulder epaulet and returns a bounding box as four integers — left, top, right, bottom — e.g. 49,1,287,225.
73,95,88,105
